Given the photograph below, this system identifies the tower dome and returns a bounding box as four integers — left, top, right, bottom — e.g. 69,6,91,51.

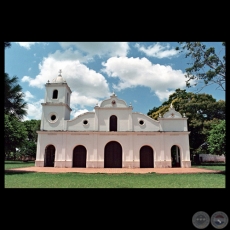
52,69,66,83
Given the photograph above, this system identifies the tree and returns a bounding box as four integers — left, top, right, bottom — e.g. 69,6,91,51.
4,41,29,160
4,114,28,160
18,120,41,159
5,42,27,120
4,73,27,120
147,88,225,155
207,120,226,156
176,42,225,92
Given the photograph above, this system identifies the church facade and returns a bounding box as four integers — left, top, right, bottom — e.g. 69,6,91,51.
35,72,191,168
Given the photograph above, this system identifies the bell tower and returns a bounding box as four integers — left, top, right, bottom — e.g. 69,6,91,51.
40,70,72,130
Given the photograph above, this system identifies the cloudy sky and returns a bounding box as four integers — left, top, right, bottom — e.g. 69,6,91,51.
5,42,225,120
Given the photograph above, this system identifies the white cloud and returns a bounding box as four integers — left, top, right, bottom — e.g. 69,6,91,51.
135,42,179,59
102,56,190,101
59,42,129,57
16,42,40,49
70,92,99,108
50,48,89,62
24,91,34,101
71,109,89,118
155,90,176,102
23,99,43,121
21,76,32,83
22,54,111,108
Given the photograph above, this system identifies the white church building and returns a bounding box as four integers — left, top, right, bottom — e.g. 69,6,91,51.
35,71,191,168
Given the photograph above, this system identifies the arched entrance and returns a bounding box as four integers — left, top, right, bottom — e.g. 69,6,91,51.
104,141,122,168
44,145,55,167
110,115,117,131
140,145,154,168
171,145,181,167
73,145,87,167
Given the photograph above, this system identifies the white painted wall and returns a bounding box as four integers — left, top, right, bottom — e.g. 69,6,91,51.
159,118,188,131
67,112,95,131
96,108,132,131
41,105,68,130
132,113,160,131
45,84,71,104
36,131,191,168
100,95,128,108
36,81,191,168
199,154,225,162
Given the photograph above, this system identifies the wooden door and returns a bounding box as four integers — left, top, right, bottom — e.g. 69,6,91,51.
73,145,87,167
44,145,55,167
104,141,122,168
140,146,153,168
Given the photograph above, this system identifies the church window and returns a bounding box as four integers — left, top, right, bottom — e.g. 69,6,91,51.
53,90,58,99
83,120,88,125
139,120,144,125
110,115,117,131
51,115,56,121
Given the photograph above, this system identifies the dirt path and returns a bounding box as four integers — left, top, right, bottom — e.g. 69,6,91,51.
5,166,223,174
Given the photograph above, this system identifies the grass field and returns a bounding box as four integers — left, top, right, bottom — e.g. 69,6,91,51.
4,161,35,170
4,161,225,188
192,163,225,171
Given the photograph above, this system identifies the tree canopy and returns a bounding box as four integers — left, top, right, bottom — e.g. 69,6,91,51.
5,42,27,120
4,73,27,120
147,88,225,155
4,114,28,159
207,120,226,156
4,117,41,160
18,120,41,159
176,42,225,92
4,41,31,160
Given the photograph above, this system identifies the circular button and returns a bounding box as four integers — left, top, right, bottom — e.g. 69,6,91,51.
192,211,210,229
211,211,228,229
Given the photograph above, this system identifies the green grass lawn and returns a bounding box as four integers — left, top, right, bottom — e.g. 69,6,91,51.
5,161,225,188
4,161,35,170
4,172,225,188
192,163,225,171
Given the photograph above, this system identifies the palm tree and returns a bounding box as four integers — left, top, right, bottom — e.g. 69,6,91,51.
4,73,27,120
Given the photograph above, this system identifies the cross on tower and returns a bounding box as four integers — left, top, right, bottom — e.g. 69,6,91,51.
58,69,62,75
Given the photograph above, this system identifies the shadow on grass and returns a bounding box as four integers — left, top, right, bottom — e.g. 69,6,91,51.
214,171,226,175
5,161,35,164
5,170,37,175
192,163,225,166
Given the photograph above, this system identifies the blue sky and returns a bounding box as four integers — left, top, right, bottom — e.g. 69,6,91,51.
4,42,225,121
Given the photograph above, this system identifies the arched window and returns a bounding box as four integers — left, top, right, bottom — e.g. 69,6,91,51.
67,93,69,104
53,90,58,99
110,115,117,131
